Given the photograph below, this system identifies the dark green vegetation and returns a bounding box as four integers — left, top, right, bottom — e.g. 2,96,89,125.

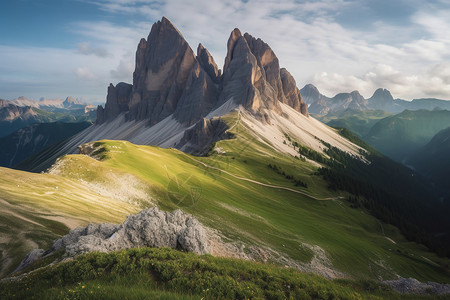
0,122,91,168
408,126,450,205
267,164,308,188
364,109,450,163
1,110,450,290
2,247,438,300
315,109,392,137
284,131,450,258
317,109,450,164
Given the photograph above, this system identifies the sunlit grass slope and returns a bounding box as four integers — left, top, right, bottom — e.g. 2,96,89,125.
0,166,140,277
4,247,441,300
1,110,449,284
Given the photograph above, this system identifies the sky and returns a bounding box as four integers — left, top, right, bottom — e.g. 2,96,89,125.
1,0,450,104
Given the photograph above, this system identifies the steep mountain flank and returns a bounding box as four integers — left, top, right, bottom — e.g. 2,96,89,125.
0,122,91,168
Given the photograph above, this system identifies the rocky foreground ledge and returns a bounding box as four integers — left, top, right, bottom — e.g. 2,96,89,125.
384,277,450,295
15,207,209,272
12,207,450,296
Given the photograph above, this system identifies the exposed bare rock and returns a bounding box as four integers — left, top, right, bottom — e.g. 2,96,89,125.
16,207,210,272
384,277,450,295
197,43,221,83
96,105,105,124
307,89,368,115
219,30,308,118
173,61,219,125
0,99,9,107
280,68,308,116
300,84,324,105
223,28,242,75
129,17,197,124
178,117,229,154
12,249,45,274
101,82,132,122
79,17,310,154
368,88,395,110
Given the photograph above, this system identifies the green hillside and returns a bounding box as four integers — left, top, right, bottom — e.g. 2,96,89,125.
2,247,438,300
364,109,450,163
1,111,449,286
408,126,450,203
0,121,91,168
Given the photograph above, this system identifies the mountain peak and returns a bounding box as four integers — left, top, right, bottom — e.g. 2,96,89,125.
97,17,308,127
196,43,221,83
368,88,394,110
370,88,394,101
223,28,243,74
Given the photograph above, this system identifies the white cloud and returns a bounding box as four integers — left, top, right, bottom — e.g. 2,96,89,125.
110,55,134,81
312,63,450,100
77,42,111,57
2,0,450,102
75,67,96,80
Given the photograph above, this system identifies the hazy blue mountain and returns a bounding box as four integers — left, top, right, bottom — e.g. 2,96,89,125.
0,121,91,168
0,99,96,138
301,84,450,115
364,109,450,163
407,126,450,201
315,109,392,137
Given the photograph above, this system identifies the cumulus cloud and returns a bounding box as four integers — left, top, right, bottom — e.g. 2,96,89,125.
77,42,110,57
312,63,450,100
75,67,96,80
2,0,450,101
110,56,134,81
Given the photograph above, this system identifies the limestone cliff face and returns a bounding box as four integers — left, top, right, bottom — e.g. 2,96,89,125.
219,29,308,117
96,17,308,126
197,43,221,84
104,82,133,122
129,17,201,124
178,118,229,155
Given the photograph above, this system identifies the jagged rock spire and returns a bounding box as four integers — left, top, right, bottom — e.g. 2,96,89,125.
97,17,308,126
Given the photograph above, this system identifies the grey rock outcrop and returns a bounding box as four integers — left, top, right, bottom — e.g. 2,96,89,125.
12,249,45,274
100,82,132,123
178,118,229,154
280,68,308,115
384,277,450,295
16,207,210,272
197,43,221,84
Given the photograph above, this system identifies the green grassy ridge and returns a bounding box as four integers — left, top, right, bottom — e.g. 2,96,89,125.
47,130,450,282
0,166,139,277
1,247,432,300
1,110,450,284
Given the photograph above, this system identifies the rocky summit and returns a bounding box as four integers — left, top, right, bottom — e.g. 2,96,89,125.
97,17,308,127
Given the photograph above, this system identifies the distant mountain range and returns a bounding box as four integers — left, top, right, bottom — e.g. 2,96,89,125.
0,97,96,138
364,109,450,163
10,96,91,110
300,84,450,115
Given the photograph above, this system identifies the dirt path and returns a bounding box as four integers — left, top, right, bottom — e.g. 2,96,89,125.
182,153,343,201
